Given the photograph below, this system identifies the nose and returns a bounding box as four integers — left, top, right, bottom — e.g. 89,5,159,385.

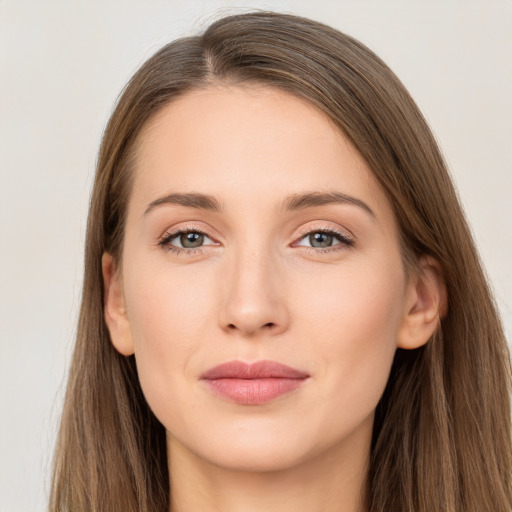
218,247,289,337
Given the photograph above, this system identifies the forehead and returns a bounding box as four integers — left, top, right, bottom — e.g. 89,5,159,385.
130,85,392,222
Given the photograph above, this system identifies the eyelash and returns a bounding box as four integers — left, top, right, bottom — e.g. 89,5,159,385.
158,225,355,256
294,226,355,254
158,225,217,256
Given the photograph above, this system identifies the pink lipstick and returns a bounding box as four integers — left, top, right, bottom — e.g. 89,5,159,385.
200,360,309,405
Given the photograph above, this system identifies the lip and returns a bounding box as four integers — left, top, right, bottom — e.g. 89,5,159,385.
200,360,310,405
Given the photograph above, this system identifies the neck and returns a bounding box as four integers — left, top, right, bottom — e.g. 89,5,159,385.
167,425,370,512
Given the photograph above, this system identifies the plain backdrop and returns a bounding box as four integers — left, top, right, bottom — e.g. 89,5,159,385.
1,1,511,510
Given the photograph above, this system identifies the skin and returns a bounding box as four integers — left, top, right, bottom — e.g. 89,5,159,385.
103,85,444,512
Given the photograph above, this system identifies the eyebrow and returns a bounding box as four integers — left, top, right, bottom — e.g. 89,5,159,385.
281,191,375,218
144,190,375,218
144,193,224,215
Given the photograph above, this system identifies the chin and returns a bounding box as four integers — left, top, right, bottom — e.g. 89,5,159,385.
168,423,318,473
201,440,312,473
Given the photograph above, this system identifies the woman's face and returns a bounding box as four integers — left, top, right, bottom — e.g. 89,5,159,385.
106,85,420,472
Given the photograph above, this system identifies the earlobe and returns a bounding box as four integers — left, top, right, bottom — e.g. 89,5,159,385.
397,256,448,350
102,252,135,356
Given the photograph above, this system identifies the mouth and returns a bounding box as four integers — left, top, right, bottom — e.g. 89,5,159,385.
200,360,310,405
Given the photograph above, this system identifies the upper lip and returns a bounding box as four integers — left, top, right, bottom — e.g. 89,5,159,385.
200,360,310,380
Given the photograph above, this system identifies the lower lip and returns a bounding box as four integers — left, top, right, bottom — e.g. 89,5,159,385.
202,377,307,405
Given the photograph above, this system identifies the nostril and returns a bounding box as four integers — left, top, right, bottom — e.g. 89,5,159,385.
226,322,275,331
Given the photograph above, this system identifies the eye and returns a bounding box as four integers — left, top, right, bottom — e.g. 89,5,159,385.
159,228,218,254
293,227,354,252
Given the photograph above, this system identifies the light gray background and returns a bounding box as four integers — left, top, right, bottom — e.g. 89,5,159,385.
1,1,511,510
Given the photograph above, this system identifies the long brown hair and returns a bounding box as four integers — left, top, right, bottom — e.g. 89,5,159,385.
49,11,512,512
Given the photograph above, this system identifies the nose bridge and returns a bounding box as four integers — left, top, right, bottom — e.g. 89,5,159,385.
219,238,288,337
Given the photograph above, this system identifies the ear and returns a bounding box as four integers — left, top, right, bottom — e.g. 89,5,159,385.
397,256,448,350
102,252,135,356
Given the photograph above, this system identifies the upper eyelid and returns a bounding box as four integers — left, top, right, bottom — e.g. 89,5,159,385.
159,224,218,241
295,223,354,241
159,223,350,237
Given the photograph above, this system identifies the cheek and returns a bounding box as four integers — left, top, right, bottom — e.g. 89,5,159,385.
121,239,407,452
125,256,217,341
295,259,405,409
296,256,405,340
122,261,216,414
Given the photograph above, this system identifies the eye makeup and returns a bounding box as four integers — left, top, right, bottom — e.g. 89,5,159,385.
157,223,355,257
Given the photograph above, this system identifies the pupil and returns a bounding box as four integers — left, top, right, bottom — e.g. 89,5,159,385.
180,232,204,248
310,232,333,248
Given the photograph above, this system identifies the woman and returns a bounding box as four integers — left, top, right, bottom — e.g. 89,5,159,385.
49,11,512,512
